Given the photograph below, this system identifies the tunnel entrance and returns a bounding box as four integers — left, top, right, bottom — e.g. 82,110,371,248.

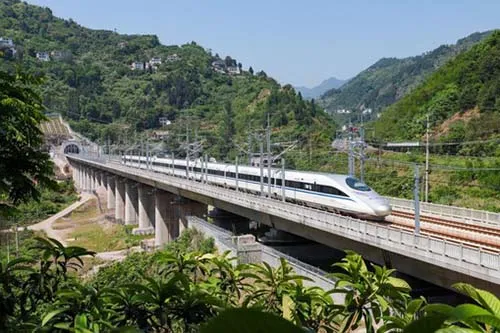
64,143,80,154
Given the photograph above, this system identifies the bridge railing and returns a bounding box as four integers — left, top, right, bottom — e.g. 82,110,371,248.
69,154,500,281
386,197,500,228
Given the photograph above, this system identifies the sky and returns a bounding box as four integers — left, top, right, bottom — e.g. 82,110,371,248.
26,0,500,87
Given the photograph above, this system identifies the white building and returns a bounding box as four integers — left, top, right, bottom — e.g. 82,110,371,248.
336,109,351,114
130,61,145,70
166,54,180,62
0,37,14,47
159,117,171,126
150,57,162,65
36,52,50,61
227,66,240,75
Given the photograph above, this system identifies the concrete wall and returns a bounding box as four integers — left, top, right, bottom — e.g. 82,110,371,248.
187,216,338,294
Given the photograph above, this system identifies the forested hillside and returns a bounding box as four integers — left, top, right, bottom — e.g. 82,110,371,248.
0,0,334,159
374,31,500,153
319,31,492,122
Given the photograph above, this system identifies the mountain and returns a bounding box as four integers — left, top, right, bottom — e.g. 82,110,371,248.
319,31,493,121
294,77,347,99
373,30,500,155
0,0,334,160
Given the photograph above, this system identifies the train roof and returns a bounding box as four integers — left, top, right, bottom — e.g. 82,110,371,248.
150,155,353,182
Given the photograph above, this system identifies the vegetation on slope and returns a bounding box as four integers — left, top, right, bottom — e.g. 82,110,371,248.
0,0,334,160
374,31,500,148
2,233,499,332
319,31,491,122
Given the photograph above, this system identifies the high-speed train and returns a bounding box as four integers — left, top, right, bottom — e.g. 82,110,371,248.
122,155,391,219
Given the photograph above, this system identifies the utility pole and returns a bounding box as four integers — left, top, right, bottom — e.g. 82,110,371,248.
140,139,144,169
185,123,189,178
348,121,354,177
360,114,365,182
281,158,286,202
235,156,239,192
425,114,430,202
146,139,150,170
15,223,19,257
247,133,252,165
266,113,272,197
259,140,264,196
414,163,421,235
204,154,208,183
171,152,175,175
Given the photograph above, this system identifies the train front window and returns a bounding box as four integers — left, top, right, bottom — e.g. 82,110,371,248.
345,177,371,192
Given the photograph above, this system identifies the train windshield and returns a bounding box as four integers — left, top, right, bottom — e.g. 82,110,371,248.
345,177,371,192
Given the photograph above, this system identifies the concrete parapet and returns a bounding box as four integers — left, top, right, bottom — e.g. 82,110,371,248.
132,226,155,235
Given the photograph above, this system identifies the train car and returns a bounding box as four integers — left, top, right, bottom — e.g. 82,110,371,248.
123,155,391,219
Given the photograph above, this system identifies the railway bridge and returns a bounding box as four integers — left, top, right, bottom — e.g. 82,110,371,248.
66,154,500,294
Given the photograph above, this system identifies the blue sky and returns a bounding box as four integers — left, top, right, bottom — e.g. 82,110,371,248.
27,0,500,87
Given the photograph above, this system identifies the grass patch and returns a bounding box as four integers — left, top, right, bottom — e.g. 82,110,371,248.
69,222,152,253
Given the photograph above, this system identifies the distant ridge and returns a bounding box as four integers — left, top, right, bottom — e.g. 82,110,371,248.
295,77,347,99
319,31,493,120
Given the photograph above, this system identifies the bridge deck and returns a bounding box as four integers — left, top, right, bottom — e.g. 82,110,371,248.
67,154,500,290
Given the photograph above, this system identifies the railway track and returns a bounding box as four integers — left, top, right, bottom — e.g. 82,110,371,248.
391,210,500,238
389,210,500,250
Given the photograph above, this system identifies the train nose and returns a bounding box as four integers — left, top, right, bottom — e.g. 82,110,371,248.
373,204,392,217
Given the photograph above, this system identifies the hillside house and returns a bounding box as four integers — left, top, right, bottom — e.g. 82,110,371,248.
36,52,50,61
166,54,180,62
150,130,169,140
130,61,145,70
159,117,172,126
0,37,14,47
118,41,128,48
336,109,351,114
227,66,240,75
150,57,162,65
50,50,71,60
212,59,226,73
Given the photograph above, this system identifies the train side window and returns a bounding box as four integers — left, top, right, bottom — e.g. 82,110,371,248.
304,183,312,191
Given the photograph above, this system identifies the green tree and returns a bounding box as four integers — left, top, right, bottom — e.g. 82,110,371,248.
0,69,54,217
328,251,412,333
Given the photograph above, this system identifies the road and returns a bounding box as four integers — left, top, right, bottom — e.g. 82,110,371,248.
29,192,93,246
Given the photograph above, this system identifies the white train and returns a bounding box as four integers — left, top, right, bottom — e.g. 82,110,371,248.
122,155,391,219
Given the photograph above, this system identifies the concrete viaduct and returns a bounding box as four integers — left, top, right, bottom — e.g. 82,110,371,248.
67,154,500,294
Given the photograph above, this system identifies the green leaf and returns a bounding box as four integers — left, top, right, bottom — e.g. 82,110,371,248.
403,313,449,333
476,289,500,317
449,304,492,322
469,314,500,329
41,308,67,326
424,303,454,315
407,298,425,315
201,308,304,333
376,294,389,312
435,327,480,333
387,276,411,290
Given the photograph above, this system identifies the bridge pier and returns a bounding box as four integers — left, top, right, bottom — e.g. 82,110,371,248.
106,175,116,210
115,177,126,224
176,197,207,236
124,181,138,225
133,184,155,235
154,190,178,246
85,167,92,193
